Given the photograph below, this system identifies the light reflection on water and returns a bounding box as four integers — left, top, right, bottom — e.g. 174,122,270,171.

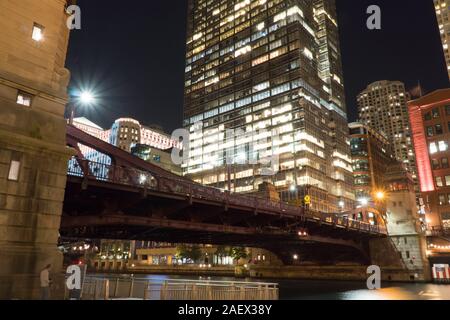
93,273,450,300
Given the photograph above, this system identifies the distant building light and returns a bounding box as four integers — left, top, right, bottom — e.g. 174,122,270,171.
139,174,147,184
359,198,369,206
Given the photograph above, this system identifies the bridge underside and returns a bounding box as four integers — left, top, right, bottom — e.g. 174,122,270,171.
61,178,383,265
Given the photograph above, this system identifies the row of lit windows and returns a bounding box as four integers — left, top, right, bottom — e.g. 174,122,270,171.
189,1,299,45
186,4,313,72
430,140,449,154
186,77,317,124
186,25,309,86
186,51,304,100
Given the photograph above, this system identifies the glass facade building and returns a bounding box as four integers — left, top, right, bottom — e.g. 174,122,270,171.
183,0,354,213
434,0,450,80
349,122,395,201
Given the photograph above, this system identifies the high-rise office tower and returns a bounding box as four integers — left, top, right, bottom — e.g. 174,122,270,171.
183,0,354,213
357,81,418,182
313,0,354,210
313,0,345,110
434,0,450,80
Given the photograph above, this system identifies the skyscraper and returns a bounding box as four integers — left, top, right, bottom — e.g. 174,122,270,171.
357,81,418,182
349,122,395,201
183,0,354,213
313,0,345,111
434,0,450,80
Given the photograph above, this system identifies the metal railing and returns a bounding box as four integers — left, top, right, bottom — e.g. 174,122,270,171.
67,157,387,235
427,226,450,235
77,276,279,300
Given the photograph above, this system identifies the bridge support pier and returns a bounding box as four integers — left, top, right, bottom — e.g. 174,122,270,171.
0,137,73,300
369,237,430,281
0,0,73,300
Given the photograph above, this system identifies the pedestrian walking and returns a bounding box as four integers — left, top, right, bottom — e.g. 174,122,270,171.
40,264,52,300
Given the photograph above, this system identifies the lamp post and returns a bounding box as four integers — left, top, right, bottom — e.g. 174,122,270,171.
68,90,96,125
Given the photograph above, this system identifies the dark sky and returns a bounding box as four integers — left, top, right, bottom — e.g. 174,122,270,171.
66,0,449,132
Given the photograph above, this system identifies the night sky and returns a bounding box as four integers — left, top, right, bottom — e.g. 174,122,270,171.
66,0,449,132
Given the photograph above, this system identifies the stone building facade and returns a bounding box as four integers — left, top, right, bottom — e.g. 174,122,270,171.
0,0,73,299
384,162,429,280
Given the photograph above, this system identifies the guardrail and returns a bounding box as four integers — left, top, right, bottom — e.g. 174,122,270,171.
67,157,387,235
76,276,279,300
427,227,450,238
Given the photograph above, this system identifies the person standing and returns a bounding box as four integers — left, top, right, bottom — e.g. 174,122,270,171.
40,264,52,300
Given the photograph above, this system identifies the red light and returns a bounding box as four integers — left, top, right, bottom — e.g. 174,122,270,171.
409,104,435,192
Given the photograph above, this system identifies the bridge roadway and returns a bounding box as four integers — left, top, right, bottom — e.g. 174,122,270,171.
62,125,387,264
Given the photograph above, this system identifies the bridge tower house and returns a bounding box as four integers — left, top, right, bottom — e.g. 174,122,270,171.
0,0,73,299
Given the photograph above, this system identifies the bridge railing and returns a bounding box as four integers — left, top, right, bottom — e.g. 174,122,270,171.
67,157,387,235
78,276,279,300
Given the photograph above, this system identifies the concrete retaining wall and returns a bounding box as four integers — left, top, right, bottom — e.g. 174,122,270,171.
246,265,426,282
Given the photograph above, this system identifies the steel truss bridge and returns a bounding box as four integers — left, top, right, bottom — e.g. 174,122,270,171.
62,125,387,264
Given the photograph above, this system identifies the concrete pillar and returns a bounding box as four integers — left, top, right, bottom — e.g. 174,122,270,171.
0,0,73,299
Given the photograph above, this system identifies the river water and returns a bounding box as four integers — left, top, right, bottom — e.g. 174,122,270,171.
93,273,450,300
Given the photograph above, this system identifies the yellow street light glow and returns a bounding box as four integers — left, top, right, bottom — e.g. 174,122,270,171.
375,191,385,200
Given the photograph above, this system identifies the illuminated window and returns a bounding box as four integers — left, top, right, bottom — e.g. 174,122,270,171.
430,142,438,154
16,91,32,107
437,177,444,187
32,23,44,41
303,47,313,60
8,160,21,181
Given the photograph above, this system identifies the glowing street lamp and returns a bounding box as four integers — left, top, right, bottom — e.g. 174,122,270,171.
69,89,97,125
375,191,385,201
79,91,95,105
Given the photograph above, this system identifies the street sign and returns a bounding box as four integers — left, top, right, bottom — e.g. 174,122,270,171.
304,195,311,205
